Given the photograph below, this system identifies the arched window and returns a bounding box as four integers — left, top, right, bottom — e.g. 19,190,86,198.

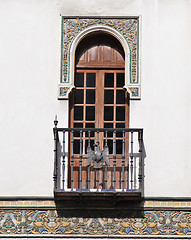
69,32,129,189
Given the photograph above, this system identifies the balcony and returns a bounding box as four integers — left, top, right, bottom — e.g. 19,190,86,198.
53,120,144,208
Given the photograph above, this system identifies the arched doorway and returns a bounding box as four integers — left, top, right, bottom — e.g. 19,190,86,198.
69,32,129,190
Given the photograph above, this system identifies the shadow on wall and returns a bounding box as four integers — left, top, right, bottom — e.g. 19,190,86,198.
55,202,144,218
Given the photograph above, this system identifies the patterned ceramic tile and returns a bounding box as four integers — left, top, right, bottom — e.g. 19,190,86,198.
61,17,139,85
1,200,191,237
129,87,139,97
59,87,70,97
0,208,191,236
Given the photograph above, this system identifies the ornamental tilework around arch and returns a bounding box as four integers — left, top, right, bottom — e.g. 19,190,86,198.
1,209,191,236
58,17,140,99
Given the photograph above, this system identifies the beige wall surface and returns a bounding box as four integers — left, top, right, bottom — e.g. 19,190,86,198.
0,0,191,197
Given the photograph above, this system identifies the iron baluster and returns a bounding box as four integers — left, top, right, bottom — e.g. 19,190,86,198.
96,130,99,143
130,131,134,190
105,131,108,190
71,130,74,191
96,169,99,191
53,116,58,191
132,153,142,190
87,130,91,190
113,131,116,191
122,130,125,191
134,155,137,190
79,130,83,191
96,130,99,191
62,130,66,191
138,130,143,196
53,131,58,191
105,130,108,146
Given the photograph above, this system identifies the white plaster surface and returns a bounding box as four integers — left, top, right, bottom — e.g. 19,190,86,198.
0,0,191,197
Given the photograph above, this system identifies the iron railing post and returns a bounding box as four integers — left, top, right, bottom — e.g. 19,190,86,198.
130,131,134,190
53,116,58,192
138,130,144,196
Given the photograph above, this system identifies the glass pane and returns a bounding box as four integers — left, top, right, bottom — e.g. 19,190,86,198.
85,140,95,154
116,123,125,128
86,73,96,87
104,123,113,137
75,72,84,87
104,106,113,121
116,106,125,121
116,90,125,104
74,122,83,128
85,123,95,128
104,73,114,87
104,90,114,104
116,123,125,137
74,123,83,137
74,106,83,120
73,140,80,154
74,89,84,104
85,123,95,137
86,90,95,104
116,73,124,87
104,123,113,128
86,106,95,121
116,140,122,154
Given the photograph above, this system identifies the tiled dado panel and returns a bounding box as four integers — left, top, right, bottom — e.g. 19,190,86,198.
0,200,191,236
0,209,191,236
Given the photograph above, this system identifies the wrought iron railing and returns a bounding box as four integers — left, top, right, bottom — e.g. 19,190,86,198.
53,119,144,197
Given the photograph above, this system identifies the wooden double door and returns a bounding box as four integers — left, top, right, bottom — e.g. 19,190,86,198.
69,69,129,189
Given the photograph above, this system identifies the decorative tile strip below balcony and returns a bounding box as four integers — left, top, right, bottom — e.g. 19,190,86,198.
0,209,191,235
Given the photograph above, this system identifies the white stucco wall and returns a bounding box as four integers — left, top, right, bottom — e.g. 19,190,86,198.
0,0,191,197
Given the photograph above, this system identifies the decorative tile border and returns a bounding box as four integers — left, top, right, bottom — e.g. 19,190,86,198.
144,200,191,209
59,16,140,100
0,200,191,209
61,17,139,84
0,200,56,208
0,209,191,236
1,200,191,237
